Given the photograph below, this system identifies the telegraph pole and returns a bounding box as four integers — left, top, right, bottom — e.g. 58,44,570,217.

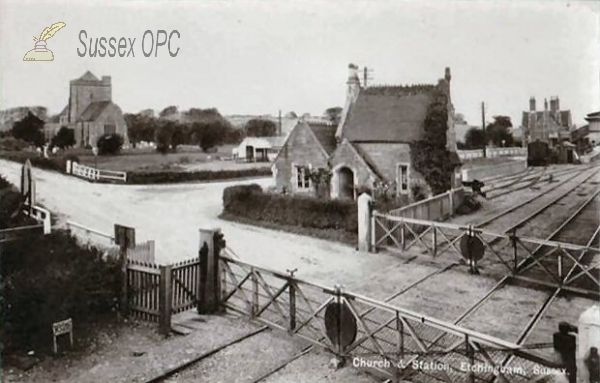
481,102,487,158
363,67,373,87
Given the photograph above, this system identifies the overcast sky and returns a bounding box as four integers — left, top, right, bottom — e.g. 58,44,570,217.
1,0,598,127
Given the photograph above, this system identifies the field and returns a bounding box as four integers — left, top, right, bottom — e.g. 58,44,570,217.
74,145,269,172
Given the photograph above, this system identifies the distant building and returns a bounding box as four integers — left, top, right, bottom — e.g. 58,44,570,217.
232,136,286,162
521,96,572,148
45,71,129,147
584,111,600,146
272,64,460,199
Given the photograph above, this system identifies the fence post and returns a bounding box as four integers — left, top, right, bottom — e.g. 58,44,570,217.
159,265,173,336
357,193,373,252
198,228,221,314
431,224,437,257
466,335,475,383
448,189,454,217
251,267,259,318
396,310,404,381
288,278,296,334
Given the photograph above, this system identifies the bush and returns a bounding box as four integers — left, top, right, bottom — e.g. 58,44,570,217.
1,230,121,353
0,137,29,151
0,151,64,172
222,184,358,233
50,126,76,149
97,133,124,155
127,167,272,184
456,194,482,215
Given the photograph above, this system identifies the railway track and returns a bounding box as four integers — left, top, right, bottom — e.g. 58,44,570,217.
484,165,588,200
474,165,600,231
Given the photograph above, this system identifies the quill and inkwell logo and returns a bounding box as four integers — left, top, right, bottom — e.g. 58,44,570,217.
23,22,66,61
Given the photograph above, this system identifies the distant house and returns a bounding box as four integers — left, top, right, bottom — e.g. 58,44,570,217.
584,111,600,146
45,71,129,148
521,97,573,148
272,64,460,199
233,136,286,162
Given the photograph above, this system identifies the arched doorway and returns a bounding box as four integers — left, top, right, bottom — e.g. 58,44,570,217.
338,167,355,199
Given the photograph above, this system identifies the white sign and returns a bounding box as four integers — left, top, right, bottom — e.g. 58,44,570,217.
52,318,73,353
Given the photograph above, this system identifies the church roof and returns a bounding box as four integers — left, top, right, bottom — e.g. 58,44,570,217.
78,101,112,122
339,84,437,143
79,71,100,81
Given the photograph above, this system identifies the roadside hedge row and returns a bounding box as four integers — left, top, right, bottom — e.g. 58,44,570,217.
0,151,65,172
222,184,359,233
127,167,272,184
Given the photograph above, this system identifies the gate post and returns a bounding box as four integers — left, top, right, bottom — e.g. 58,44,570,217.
358,193,373,252
159,265,173,336
198,228,223,314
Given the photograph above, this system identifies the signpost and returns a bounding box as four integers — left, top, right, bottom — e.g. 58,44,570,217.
52,318,73,354
92,146,99,181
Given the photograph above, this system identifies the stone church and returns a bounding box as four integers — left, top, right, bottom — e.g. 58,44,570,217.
272,64,460,200
45,71,129,147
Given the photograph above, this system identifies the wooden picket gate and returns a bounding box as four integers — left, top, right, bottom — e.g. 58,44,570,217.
126,257,202,333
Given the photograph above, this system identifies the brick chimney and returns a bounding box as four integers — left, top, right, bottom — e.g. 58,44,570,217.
347,63,361,100
529,97,536,111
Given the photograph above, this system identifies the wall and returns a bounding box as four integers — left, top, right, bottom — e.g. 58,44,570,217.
462,160,527,182
388,187,464,222
272,124,329,194
69,79,111,122
329,140,376,198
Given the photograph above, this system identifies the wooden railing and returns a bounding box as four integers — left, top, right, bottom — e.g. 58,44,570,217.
387,188,464,221
458,147,526,160
220,254,559,382
23,204,51,234
70,162,127,183
372,213,600,297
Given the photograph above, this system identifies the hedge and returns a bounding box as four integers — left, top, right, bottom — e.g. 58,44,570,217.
1,230,121,354
222,184,358,233
127,167,272,184
0,150,64,172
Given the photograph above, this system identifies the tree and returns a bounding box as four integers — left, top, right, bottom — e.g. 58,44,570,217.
245,119,276,137
486,116,514,147
464,127,485,149
97,133,124,155
159,105,178,118
11,112,45,147
50,126,75,149
155,121,175,154
323,107,343,124
200,123,223,152
126,113,160,146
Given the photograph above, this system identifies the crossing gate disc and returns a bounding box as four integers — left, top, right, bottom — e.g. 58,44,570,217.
460,234,485,262
324,301,357,349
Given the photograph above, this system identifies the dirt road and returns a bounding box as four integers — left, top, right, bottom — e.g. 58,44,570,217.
0,159,395,289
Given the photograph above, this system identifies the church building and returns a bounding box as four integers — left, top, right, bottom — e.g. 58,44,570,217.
45,71,129,147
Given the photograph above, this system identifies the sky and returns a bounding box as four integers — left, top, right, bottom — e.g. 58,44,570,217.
0,0,598,127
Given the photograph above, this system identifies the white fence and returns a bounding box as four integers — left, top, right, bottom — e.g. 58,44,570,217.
458,147,526,160
66,220,116,248
68,161,127,183
23,204,52,234
387,187,464,221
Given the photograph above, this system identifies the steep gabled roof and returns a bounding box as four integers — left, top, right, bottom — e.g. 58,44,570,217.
78,101,111,122
307,121,337,155
340,84,437,143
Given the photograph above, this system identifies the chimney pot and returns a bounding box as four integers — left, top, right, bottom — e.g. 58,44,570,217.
529,97,536,111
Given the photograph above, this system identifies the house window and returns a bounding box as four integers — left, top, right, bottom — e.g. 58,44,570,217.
104,124,116,135
398,164,409,194
295,165,311,189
